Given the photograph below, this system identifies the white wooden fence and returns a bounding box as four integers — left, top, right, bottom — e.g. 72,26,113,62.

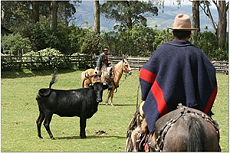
1,54,228,74
109,56,228,74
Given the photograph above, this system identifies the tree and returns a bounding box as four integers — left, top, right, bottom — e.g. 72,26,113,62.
50,0,58,30
101,1,158,30
192,0,200,42
200,0,229,48
94,0,100,34
1,1,31,28
1,1,78,31
32,1,40,23
58,1,78,26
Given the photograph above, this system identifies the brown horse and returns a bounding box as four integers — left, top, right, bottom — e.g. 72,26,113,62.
126,104,221,152
81,59,132,105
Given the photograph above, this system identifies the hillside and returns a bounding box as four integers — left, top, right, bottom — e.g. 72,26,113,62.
72,1,218,32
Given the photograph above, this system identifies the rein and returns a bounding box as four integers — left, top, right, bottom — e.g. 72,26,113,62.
154,104,220,151
110,62,130,91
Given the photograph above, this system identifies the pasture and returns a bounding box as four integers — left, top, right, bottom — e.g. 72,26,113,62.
1,69,228,152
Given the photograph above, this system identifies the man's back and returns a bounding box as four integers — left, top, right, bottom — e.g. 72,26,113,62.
151,40,216,111
140,40,217,133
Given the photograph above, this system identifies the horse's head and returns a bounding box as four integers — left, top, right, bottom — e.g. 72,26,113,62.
122,59,132,75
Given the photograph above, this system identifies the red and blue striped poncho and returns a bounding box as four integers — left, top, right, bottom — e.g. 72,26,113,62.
140,40,218,133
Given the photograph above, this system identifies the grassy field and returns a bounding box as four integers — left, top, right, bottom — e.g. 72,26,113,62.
1,69,228,152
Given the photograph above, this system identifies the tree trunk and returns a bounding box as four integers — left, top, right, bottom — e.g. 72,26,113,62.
217,1,227,48
126,1,132,29
192,1,200,42
50,0,58,30
32,1,40,23
94,0,100,34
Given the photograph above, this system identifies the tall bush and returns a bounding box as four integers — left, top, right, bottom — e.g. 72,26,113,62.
194,32,228,60
23,48,69,69
2,33,32,55
29,18,82,55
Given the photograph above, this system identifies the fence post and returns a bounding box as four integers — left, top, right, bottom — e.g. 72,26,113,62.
10,52,12,63
19,54,22,70
30,54,33,70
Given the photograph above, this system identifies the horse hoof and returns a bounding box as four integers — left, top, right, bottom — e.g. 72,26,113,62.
38,135,43,139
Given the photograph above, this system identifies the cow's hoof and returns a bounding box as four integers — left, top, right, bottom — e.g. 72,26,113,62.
38,135,43,139
80,134,86,139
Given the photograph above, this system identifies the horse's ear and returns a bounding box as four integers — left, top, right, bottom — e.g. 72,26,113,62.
122,54,126,62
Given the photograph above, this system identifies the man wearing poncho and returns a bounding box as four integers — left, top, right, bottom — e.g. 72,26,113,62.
139,14,218,135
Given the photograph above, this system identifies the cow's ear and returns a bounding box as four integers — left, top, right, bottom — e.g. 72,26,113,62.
103,83,108,90
89,84,93,88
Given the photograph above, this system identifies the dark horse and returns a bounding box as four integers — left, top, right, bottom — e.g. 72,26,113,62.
126,104,221,152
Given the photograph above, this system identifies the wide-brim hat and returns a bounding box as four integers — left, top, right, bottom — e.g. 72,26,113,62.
169,14,198,31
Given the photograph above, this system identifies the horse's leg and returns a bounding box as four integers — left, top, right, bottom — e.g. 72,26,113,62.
110,88,115,106
106,90,112,105
131,127,141,152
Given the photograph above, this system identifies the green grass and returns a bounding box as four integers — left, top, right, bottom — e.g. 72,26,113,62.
1,70,228,152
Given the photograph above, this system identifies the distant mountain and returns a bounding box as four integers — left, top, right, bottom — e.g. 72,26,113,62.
72,1,218,32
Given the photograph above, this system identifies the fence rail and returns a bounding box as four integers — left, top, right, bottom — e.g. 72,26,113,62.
1,54,228,74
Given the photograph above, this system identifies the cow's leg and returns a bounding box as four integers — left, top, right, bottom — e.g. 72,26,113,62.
43,113,55,139
80,117,87,138
36,111,45,139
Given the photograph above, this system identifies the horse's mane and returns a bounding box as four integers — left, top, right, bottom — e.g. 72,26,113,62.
114,59,126,68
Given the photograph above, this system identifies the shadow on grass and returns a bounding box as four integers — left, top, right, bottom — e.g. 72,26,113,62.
99,103,136,106
55,135,126,140
1,69,79,79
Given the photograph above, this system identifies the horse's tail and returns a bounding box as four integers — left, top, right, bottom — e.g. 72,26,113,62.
187,116,205,151
81,71,86,88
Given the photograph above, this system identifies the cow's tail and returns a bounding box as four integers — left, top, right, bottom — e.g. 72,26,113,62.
37,73,57,98
187,116,205,151
49,72,57,89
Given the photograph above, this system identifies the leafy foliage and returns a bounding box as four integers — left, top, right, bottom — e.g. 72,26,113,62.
2,1,227,61
79,30,101,55
28,17,83,55
2,33,32,55
22,48,69,70
193,31,228,60
101,1,158,30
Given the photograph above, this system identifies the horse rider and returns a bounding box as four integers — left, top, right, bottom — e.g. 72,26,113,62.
139,14,218,151
95,47,111,76
94,47,113,90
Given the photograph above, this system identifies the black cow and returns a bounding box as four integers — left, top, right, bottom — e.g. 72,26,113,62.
36,74,108,139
